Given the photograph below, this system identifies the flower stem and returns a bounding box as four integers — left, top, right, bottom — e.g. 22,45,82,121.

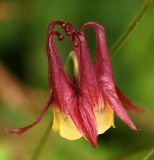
143,148,154,160
32,115,52,160
110,0,153,57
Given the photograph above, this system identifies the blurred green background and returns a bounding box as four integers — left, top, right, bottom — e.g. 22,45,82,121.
0,0,154,160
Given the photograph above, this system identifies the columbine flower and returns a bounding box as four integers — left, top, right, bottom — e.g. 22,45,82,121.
7,21,142,147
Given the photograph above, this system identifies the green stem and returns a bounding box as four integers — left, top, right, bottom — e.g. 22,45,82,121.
110,0,153,57
143,148,154,160
32,116,52,160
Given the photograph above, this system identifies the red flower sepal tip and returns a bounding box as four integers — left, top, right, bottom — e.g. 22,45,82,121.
7,21,143,147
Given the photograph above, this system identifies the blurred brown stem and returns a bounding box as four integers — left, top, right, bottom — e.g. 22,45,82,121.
0,63,47,112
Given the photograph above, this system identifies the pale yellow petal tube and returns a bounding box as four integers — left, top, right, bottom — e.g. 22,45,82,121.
52,102,114,140
52,109,82,140
94,102,115,135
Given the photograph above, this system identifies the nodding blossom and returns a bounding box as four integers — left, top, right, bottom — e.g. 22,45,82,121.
7,21,143,147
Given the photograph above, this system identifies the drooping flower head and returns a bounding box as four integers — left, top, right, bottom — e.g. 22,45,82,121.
7,21,143,147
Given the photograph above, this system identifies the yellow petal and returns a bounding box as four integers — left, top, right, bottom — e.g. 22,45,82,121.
52,108,82,140
94,102,115,135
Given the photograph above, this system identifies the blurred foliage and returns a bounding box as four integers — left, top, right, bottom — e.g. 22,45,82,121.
0,0,154,160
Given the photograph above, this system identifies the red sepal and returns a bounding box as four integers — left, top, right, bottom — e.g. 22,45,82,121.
81,22,138,130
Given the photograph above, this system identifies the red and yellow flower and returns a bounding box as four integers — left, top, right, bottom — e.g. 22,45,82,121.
7,21,142,147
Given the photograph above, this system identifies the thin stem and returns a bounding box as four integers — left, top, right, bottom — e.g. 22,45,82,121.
32,115,52,160
110,0,153,57
143,148,154,160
